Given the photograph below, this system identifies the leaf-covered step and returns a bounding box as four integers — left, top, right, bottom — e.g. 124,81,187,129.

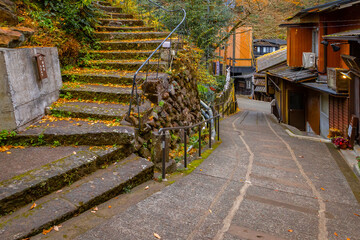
48,100,153,121
89,49,157,60
94,31,170,41
87,59,167,71
96,1,112,6
0,154,153,240
5,117,135,146
97,5,122,13
0,145,133,216
62,69,166,85
60,84,138,103
101,13,134,19
99,18,144,27
99,39,164,50
48,101,129,121
96,25,155,32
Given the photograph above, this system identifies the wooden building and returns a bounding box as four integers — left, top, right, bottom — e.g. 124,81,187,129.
254,47,287,101
253,39,287,58
214,26,254,95
266,0,360,139
324,29,360,142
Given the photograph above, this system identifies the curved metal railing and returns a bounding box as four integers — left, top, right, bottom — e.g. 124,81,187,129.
127,0,186,129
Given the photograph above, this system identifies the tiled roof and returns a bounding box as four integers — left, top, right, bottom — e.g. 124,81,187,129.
253,39,287,45
254,86,266,92
287,0,360,20
324,28,360,41
254,79,266,86
301,82,348,96
256,48,287,72
267,66,317,82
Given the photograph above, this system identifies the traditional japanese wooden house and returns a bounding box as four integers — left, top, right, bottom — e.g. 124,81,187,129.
266,0,360,138
254,47,287,101
324,29,360,142
253,39,287,58
214,26,254,95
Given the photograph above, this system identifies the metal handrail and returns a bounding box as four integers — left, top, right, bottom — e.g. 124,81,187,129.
127,0,187,129
159,114,221,180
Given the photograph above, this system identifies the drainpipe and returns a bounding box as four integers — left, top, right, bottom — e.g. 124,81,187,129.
319,23,328,74
200,100,216,140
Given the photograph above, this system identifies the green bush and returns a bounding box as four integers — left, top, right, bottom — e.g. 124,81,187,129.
135,0,234,60
37,0,99,41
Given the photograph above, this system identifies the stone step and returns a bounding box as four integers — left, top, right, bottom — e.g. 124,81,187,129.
48,101,129,121
97,5,122,13
99,18,144,27
0,154,154,240
4,117,135,146
102,13,134,19
62,69,166,85
61,84,137,102
88,59,167,71
99,39,164,50
48,100,153,122
89,49,157,60
96,1,112,6
0,145,133,216
96,25,155,32
94,31,170,41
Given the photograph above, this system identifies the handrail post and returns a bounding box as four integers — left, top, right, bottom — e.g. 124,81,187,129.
209,120,212,149
198,125,201,157
222,103,224,117
184,129,187,168
162,132,166,180
217,116,220,141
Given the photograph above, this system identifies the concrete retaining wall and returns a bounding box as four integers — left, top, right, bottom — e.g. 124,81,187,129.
0,47,62,130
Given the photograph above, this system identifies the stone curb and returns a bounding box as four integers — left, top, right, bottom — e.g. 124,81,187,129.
354,163,360,179
0,146,132,215
0,155,154,240
285,129,331,143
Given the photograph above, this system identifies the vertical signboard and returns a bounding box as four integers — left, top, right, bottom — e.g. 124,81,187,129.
35,53,48,80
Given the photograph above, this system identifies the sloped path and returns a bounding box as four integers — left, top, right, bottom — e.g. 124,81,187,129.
67,99,360,240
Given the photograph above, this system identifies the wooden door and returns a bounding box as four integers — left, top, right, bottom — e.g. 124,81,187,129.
289,91,305,130
355,76,360,143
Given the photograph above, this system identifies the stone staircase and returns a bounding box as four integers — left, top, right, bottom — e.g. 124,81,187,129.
0,1,170,239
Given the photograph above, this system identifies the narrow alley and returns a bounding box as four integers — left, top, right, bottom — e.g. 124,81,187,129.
38,98,360,240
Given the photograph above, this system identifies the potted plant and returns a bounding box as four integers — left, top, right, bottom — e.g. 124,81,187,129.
332,136,351,149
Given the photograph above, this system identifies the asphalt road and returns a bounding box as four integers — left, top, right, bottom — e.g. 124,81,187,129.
40,98,360,240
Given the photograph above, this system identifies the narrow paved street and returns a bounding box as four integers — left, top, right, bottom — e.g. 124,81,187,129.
51,99,360,239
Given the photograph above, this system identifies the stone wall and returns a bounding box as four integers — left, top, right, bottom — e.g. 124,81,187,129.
0,47,62,130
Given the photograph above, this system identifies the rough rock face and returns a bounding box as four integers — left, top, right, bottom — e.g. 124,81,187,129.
0,27,34,48
0,0,18,26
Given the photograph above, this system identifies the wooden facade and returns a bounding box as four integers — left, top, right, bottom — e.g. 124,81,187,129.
268,0,360,139
287,28,312,67
214,26,253,71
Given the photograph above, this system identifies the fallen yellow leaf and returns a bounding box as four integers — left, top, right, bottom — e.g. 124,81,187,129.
30,202,37,210
6,152,11,154
347,238,351,240
334,232,338,236
354,213,359,217
42,227,53,235
321,188,325,191
154,232,161,239
288,229,293,232
108,205,112,208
